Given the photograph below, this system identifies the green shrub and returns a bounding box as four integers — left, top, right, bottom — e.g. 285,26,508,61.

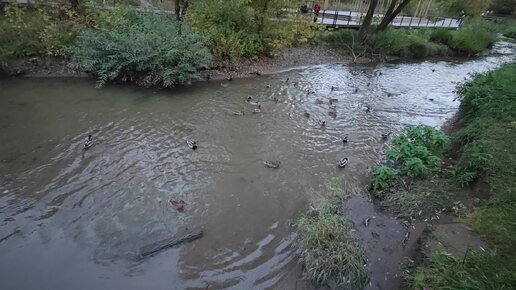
454,139,492,186
387,125,449,177
70,6,212,88
430,28,453,45
447,20,497,55
295,182,368,289
368,28,443,58
0,4,83,62
372,165,397,191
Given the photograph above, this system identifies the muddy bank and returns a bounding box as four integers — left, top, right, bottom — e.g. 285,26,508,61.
0,57,88,78
201,45,387,81
0,45,384,80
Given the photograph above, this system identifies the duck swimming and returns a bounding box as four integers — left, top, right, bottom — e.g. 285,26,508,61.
342,135,349,143
253,105,262,113
339,157,349,168
318,120,326,127
266,84,271,88
248,101,260,106
187,140,198,150
264,160,281,169
168,199,185,211
232,111,244,116
226,75,233,81
381,132,392,140
365,105,371,113
84,134,93,149
247,96,253,101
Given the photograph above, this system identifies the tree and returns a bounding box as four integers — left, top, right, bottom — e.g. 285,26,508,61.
358,0,378,41
376,0,412,31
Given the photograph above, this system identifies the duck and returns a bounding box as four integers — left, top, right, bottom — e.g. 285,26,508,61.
429,98,434,101
381,132,392,140
328,110,337,118
253,104,262,113
285,78,289,83
226,75,233,81
387,93,394,97
353,87,359,93
247,96,253,101
168,199,185,211
84,134,93,149
266,83,271,88
365,105,371,113
264,160,281,169
304,111,311,118
431,69,436,72
367,82,371,87
342,135,349,143
339,157,349,168
187,140,198,150
248,101,260,106
331,85,335,91
206,74,211,81
232,111,244,116
318,119,326,127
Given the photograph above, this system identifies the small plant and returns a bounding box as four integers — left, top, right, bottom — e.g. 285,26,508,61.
372,165,397,191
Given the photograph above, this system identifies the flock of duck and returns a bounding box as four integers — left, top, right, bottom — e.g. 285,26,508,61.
82,78,393,172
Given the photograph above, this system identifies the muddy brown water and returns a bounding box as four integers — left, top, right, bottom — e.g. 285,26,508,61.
0,41,514,290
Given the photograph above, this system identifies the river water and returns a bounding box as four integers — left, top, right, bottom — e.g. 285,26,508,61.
0,41,514,290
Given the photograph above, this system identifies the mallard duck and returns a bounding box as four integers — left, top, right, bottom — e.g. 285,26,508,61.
266,84,271,88
331,85,335,91
248,101,260,106
253,105,262,113
247,96,253,101
353,87,359,93
342,135,349,143
226,75,233,81
328,110,337,118
168,199,185,211
329,98,338,103
318,120,326,127
264,160,281,168
339,157,349,168
304,111,310,118
285,78,289,83
187,140,198,150
431,69,436,72
232,111,244,116
387,93,394,97
365,105,371,113
367,82,371,87
84,134,93,149
429,98,434,101
381,132,392,140
329,103,337,110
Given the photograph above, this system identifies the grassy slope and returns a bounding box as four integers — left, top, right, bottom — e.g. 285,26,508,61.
413,63,516,289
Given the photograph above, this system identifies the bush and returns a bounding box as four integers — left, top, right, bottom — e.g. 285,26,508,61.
447,20,497,55
70,6,212,88
430,28,453,45
368,29,445,58
387,125,449,177
372,165,397,191
295,181,368,289
0,4,83,62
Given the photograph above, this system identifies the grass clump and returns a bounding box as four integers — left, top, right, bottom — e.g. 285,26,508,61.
295,179,368,289
70,6,212,88
407,251,516,290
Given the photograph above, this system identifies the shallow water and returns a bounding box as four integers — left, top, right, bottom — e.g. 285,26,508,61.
0,41,514,290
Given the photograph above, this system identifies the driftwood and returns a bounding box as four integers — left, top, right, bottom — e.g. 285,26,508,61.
139,229,203,258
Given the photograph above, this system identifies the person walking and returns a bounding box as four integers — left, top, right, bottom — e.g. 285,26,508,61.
313,2,321,23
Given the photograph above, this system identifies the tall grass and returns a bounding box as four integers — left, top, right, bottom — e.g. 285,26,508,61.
295,179,369,289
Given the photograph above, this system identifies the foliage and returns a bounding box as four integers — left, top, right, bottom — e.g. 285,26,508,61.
387,125,449,177
447,20,498,55
371,165,397,191
490,0,516,15
295,179,368,289
186,0,316,63
70,6,212,88
408,251,516,289
435,0,492,16
0,4,83,62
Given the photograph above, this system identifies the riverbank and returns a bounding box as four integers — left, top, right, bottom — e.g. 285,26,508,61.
0,44,383,80
294,63,516,289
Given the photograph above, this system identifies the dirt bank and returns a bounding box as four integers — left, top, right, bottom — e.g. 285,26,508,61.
0,45,385,80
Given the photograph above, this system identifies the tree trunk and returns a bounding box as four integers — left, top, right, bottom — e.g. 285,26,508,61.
359,0,379,41
375,0,412,31
174,0,181,21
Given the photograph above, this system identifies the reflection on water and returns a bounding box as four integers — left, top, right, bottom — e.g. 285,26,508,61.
0,41,514,290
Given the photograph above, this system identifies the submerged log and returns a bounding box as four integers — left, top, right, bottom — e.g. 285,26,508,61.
139,229,203,258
